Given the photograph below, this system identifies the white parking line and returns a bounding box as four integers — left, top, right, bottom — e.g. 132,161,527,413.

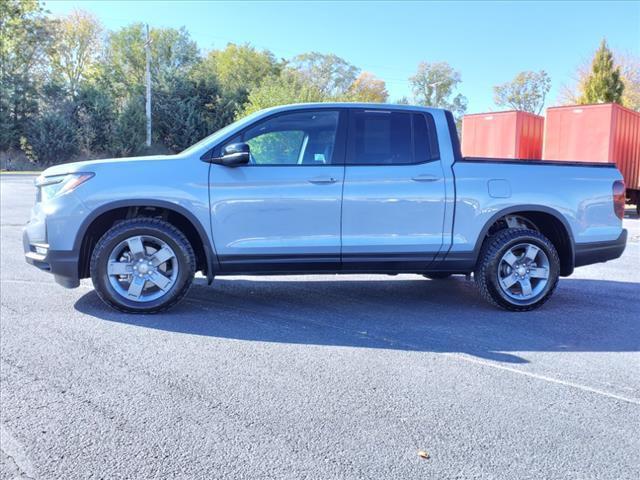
3,278,638,407
1,279,92,289
448,353,640,406
0,424,35,479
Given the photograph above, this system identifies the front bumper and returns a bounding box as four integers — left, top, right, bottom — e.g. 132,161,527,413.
574,229,628,268
23,229,80,288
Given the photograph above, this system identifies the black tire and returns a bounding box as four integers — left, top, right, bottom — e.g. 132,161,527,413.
474,228,560,312
90,218,196,313
423,273,452,280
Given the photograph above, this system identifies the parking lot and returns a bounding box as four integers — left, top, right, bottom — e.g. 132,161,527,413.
1,173,639,479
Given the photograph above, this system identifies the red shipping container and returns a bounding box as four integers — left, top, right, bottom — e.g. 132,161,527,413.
461,111,544,159
543,103,640,191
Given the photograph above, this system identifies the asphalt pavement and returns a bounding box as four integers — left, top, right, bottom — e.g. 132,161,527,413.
1,174,639,479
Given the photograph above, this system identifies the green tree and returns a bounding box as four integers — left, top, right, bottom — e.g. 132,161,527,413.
493,71,551,114
102,23,146,97
239,70,326,117
111,95,146,156
289,52,359,97
205,43,279,94
0,0,53,150
344,72,388,103
409,61,468,120
1,7,414,164
560,50,638,110
49,10,103,98
75,84,116,154
103,24,203,150
104,24,199,97
194,43,280,117
579,39,624,105
153,76,221,152
22,108,78,165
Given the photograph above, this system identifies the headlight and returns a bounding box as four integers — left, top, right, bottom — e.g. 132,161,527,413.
36,173,94,201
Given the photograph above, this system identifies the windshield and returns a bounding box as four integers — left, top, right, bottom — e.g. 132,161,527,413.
179,110,267,156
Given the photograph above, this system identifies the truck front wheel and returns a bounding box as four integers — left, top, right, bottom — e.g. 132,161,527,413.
90,218,196,313
474,228,560,311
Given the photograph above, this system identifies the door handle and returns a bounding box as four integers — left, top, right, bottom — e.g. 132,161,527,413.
411,174,439,182
308,176,337,185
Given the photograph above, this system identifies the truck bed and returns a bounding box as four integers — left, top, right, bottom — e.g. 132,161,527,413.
461,157,619,168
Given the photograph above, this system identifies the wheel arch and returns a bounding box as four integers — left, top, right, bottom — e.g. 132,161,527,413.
75,200,216,281
472,205,575,276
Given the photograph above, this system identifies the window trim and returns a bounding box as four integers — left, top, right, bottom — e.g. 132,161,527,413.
207,108,348,167
345,108,441,166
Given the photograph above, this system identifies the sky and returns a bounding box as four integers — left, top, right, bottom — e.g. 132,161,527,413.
43,0,640,113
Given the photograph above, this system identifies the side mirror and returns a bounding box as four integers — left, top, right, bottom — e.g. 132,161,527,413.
212,143,250,166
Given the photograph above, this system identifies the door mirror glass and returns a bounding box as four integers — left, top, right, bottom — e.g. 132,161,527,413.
213,142,250,166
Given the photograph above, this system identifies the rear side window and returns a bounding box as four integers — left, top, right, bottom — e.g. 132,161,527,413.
413,113,440,162
348,110,439,165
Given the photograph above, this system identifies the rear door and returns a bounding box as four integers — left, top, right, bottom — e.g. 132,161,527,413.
209,109,347,272
341,108,446,270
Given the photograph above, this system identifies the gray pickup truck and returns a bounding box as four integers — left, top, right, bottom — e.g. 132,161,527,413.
24,103,627,313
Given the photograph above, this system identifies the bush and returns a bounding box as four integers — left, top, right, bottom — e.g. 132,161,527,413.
153,77,219,152
75,85,116,154
110,95,146,157
21,110,78,166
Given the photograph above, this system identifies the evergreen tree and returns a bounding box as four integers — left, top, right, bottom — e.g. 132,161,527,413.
75,84,117,154
22,109,78,165
579,39,624,104
110,95,146,157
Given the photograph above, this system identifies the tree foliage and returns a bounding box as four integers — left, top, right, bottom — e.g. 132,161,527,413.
579,39,624,105
104,23,199,97
559,49,638,110
345,72,389,103
238,67,391,117
22,109,78,165
289,52,360,97
0,2,476,167
240,70,326,117
153,76,220,151
111,95,146,157
49,10,103,97
208,43,280,94
493,70,551,114
616,52,640,111
409,61,468,120
0,0,53,150
194,43,281,118
75,84,116,154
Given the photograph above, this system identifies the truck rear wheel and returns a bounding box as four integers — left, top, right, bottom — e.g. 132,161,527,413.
474,228,560,311
90,218,196,313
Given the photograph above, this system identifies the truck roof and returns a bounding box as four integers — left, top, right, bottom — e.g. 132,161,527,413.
258,102,443,115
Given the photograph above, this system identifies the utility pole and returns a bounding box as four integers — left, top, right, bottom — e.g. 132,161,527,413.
145,24,152,147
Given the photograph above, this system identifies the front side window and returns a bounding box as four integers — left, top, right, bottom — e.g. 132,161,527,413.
226,110,340,166
349,110,439,165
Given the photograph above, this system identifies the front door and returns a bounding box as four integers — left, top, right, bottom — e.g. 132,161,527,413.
209,109,346,272
341,109,446,271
